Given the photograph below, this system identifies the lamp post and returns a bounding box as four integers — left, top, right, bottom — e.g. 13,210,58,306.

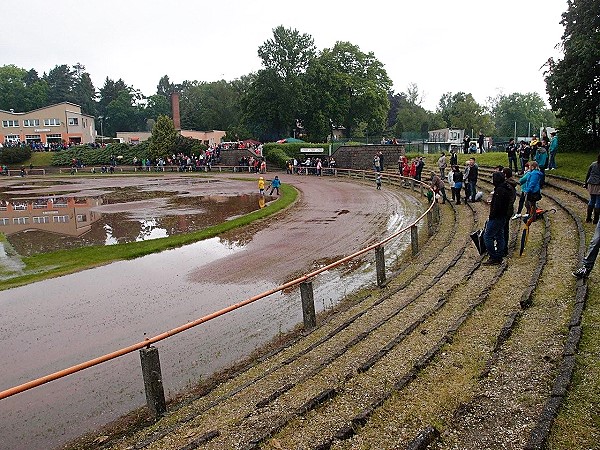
98,116,104,146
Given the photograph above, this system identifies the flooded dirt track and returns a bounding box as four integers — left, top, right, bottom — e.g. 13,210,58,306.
0,172,422,450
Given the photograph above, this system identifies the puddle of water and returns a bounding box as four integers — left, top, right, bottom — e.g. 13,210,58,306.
0,189,271,256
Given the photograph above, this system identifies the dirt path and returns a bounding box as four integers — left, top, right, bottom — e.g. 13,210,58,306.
0,172,421,450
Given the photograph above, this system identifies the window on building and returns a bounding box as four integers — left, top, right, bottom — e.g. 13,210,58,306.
25,135,41,142
52,215,69,223
2,120,19,127
52,197,67,207
12,202,27,211
13,217,29,225
76,214,87,222
68,117,79,126
33,216,50,224
0,218,9,225
23,119,40,127
44,118,60,126
5,135,19,142
46,133,62,143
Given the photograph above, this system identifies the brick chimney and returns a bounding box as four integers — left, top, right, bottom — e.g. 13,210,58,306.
171,92,181,131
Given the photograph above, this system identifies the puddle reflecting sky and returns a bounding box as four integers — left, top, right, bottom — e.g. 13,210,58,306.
0,185,270,256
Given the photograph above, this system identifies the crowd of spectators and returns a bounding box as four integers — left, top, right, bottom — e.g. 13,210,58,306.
1,139,106,151
285,157,337,176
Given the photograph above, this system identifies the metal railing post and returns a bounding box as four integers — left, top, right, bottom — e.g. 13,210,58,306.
375,246,386,287
427,209,434,236
139,346,167,419
411,224,419,256
433,202,440,225
300,281,316,330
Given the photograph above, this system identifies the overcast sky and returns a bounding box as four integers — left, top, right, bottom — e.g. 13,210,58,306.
3,0,567,111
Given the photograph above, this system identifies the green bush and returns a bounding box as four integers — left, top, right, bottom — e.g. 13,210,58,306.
0,146,32,164
51,143,150,166
174,135,207,157
264,146,291,169
263,142,329,168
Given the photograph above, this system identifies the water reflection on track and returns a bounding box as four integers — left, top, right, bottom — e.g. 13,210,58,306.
0,174,421,449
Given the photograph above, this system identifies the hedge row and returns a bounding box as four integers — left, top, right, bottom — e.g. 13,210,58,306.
51,143,151,166
0,146,32,164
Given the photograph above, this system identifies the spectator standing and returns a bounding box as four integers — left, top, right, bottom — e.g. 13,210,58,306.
258,176,265,195
415,157,424,181
478,131,485,153
373,154,381,172
534,141,549,187
430,172,447,204
573,218,600,278
268,175,281,195
506,138,518,173
437,152,447,178
450,165,464,205
521,161,543,221
463,135,470,154
450,149,458,167
483,172,511,265
503,168,518,256
584,153,600,223
548,131,558,170
466,157,479,202
519,141,531,175
512,163,530,219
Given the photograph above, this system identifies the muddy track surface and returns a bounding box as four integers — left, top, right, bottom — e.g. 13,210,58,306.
74,170,592,450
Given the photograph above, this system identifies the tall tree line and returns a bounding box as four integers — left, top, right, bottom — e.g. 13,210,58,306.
544,0,600,151
1,23,565,144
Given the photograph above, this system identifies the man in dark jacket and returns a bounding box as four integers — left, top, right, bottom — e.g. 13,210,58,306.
483,171,511,264
502,168,518,256
466,157,479,202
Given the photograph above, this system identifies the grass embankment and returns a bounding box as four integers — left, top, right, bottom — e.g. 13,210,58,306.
21,151,54,167
399,150,595,182
0,183,297,291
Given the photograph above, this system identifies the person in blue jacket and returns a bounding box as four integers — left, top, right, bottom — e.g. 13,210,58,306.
268,175,281,195
534,141,548,187
520,161,543,221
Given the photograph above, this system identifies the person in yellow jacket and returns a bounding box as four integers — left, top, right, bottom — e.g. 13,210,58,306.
530,134,539,148
258,176,265,195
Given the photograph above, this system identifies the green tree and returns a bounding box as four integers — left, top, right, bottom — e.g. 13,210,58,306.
156,75,175,99
437,92,494,136
179,80,242,131
391,84,445,138
544,0,600,150
145,94,172,121
492,92,556,138
258,25,316,80
72,71,97,115
98,77,129,117
243,26,316,140
0,65,48,111
45,64,76,104
304,41,391,140
98,78,145,136
149,115,178,160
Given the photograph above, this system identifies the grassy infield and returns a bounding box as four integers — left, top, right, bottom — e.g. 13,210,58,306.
7,151,600,448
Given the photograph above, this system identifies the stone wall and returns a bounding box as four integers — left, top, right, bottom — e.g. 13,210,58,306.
331,145,407,171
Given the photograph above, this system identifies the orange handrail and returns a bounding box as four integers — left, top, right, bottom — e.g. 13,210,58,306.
0,171,434,401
